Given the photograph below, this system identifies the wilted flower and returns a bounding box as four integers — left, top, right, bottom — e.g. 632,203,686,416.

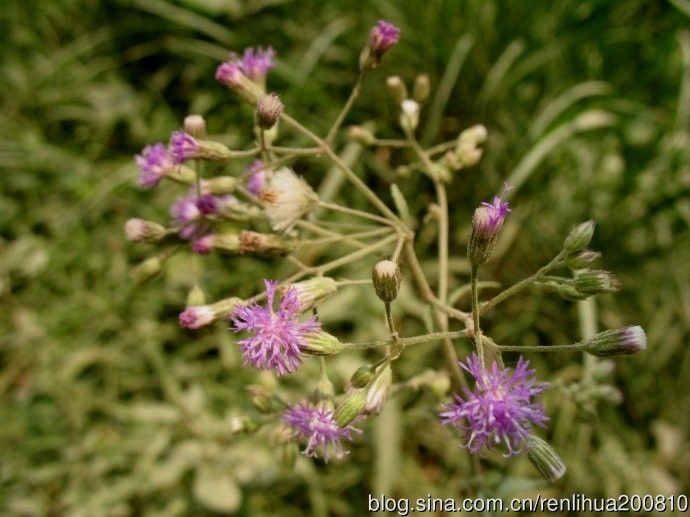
440,354,548,456
261,167,319,232
283,402,359,460
231,280,321,375
135,143,174,188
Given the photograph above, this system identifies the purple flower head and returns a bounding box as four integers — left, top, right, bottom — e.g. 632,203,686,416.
440,354,548,456
169,130,199,164
192,234,214,255
474,183,513,237
135,143,173,188
245,160,267,196
179,306,214,329
216,47,276,88
196,194,221,215
170,196,201,225
283,402,360,460
369,20,400,56
239,47,276,81
230,280,320,375
215,60,243,88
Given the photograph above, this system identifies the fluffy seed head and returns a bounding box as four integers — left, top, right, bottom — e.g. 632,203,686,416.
261,167,319,232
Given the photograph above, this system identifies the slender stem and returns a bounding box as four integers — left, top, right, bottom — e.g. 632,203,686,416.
281,113,405,227
340,329,469,351
489,342,589,353
319,201,394,227
296,220,369,250
335,279,372,287
391,236,405,262
326,72,365,144
470,264,485,364
268,145,323,156
479,252,565,315
316,234,398,275
384,302,402,358
299,227,391,246
371,138,410,148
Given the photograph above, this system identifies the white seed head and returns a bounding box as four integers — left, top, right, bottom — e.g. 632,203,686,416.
261,167,319,232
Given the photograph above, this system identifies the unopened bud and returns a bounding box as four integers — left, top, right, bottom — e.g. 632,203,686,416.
350,364,376,388
364,365,392,413
566,250,601,269
537,280,588,301
372,260,401,302
386,76,408,105
458,124,488,146
413,74,430,103
583,325,647,357
192,232,240,255
456,141,483,168
125,218,167,243
525,435,566,482
178,296,241,329
256,93,283,130
183,114,206,138
314,375,335,401
200,176,239,195
564,220,595,253
572,269,620,295
283,277,338,311
247,385,274,413
348,125,376,146
130,256,163,284
399,99,420,133
467,204,507,265
302,331,343,356
334,390,366,427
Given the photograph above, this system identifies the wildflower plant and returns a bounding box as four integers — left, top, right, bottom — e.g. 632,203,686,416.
126,20,647,483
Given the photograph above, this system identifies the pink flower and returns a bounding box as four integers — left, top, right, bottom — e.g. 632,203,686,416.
369,20,400,57
135,143,173,188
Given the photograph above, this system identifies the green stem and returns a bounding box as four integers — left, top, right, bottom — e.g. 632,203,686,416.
326,72,365,144
340,329,469,351
470,264,485,364
319,200,394,227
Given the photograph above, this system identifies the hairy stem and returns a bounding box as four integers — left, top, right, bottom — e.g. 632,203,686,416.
326,72,366,144
470,264,485,364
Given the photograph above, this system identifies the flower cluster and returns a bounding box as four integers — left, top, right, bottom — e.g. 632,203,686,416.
440,354,548,455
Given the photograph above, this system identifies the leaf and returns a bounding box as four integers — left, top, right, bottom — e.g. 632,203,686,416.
193,465,242,514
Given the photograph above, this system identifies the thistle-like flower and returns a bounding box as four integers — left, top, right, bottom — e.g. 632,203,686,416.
169,131,199,164
440,354,549,456
261,167,319,232
238,47,276,82
170,195,204,240
283,402,359,460
245,160,268,196
216,47,276,102
467,185,512,265
361,20,400,70
135,143,174,188
231,280,321,375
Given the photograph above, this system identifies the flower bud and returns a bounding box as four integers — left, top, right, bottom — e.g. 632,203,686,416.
525,435,566,482
458,124,488,146
314,375,335,401
399,99,420,133
169,131,240,164
360,20,400,70
247,385,274,413
563,220,595,254
538,280,588,301
282,277,338,311
302,331,343,356
200,176,239,196
372,260,401,302
178,296,241,329
456,141,483,168
256,92,283,130
183,114,206,138
572,269,620,295
130,256,162,284
124,218,167,243
350,364,376,388
364,364,392,413
386,76,408,105
348,125,376,146
467,194,510,266
192,232,240,255
239,230,295,256
583,325,647,357
566,250,601,269
334,390,367,427
413,73,430,103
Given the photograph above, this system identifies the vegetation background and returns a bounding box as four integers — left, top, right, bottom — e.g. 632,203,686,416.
1,0,689,515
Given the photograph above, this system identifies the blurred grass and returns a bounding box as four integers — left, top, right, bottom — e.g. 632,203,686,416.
1,0,689,515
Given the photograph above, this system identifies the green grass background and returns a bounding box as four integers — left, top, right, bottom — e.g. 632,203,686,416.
1,0,689,515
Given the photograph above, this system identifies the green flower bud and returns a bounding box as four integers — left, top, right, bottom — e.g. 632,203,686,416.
282,277,338,311
572,269,620,295
239,231,295,256
412,74,430,103
537,280,588,301
566,250,601,269
186,284,206,307
563,220,595,254
200,176,239,195
334,390,367,427
247,385,274,414
364,365,392,413
525,435,566,482
583,325,647,357
183,114,206,138
372,260,401,302
302,331,343,356
386,76,408,105
131,256,162,284
124,218,167,243
348,125,376,146
350,364,377,388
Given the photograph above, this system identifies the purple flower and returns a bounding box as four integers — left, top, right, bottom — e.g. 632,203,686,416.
216,47,276,88
369,20,400,56
230,280,320,375
169,130,199,164
170,195,214,240
170,196,201,225
192,234,215,255
473,184,512,237
245,160,267,196
283,402,360,460
196,194,221,215
179,306,214,329
135,143,173,188
440,354,548,456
